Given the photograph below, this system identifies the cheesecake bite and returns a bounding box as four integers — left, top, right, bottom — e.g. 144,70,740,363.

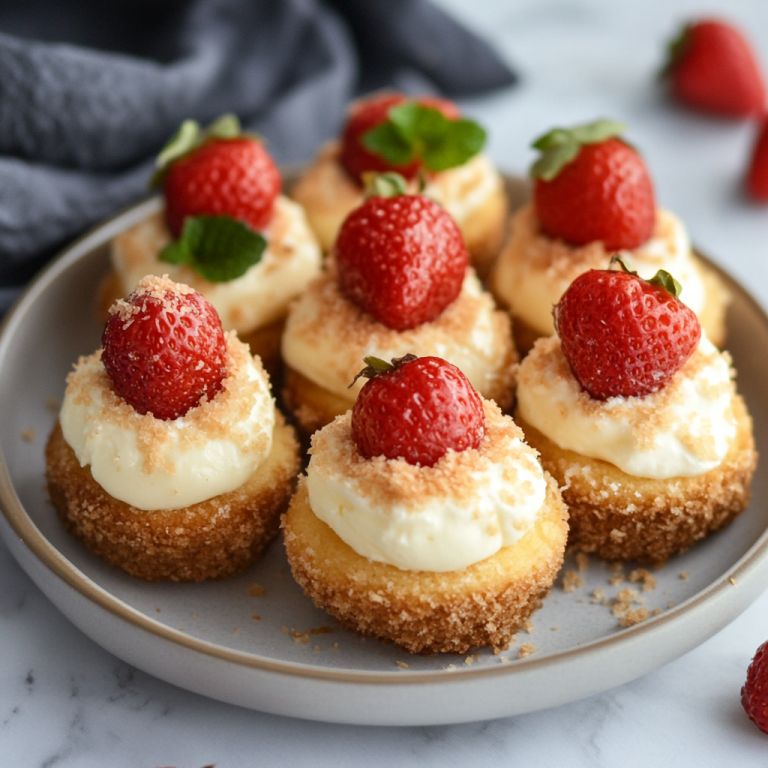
283,355,568,654
490,120,728,352
281,179,517,436
515,263,756,564
49,275,300,582
290,92,508,277
99,115,321,377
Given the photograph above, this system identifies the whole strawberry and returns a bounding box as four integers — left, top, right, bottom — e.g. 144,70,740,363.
661,19,766,118
531,120,656,251
340,92,484,183
554,260,701,400
742,640,768,734
350,355,485,467
335,176,468,330
102,275,227,421
746,116,768,201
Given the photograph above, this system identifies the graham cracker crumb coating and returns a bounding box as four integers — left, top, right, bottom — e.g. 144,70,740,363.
516,394,756,564
282,476,568,655
46,414,301,582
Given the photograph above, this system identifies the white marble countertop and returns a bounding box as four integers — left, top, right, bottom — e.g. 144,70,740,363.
5,0,768,764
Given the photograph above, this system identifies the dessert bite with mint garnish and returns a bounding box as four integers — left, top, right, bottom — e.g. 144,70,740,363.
341,93,486,182
153,114,279,282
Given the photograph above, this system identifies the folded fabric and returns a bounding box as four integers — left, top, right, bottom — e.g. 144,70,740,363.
0,0,516,313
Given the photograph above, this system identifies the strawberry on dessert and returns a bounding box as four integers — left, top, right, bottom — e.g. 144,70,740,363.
291,92,508,277
47,275,300,582
281,176,517,436
102,114,321,377
283,355,568,654
490,119,728,353
660,19,766,119
515,263,756,564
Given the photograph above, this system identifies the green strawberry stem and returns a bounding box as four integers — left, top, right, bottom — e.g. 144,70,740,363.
362,102,486,172
658,23,691,80
348,354,418,388
530,119,627,181
609,254,683,299
362,172,409,198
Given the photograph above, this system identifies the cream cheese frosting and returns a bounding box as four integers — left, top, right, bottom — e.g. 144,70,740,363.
305,401,547,572
516,335,736,479
110,195,321,334
290,141,504,251
281,267,515,400
491,204,707,336
60,333,275,510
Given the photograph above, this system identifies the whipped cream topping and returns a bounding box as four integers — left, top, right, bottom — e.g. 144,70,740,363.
305,401,547,572
290,142,503,251
492,205,706,336
516,335,736,479
60,334,275,510
111,195,321,333
281,267,514,400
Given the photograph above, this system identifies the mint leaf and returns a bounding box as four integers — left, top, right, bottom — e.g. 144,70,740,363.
159,215,267,283
363,121,414,165
361,102,486,173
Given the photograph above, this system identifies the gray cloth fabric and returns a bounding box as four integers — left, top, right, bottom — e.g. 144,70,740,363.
0,0,516,313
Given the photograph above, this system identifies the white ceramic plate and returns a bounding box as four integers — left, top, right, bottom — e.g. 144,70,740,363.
1,178,768,726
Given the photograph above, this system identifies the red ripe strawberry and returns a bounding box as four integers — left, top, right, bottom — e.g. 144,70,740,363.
164,137,281,238
662,19,766,118
102,275,227,421
742,640,768,734
746,115,768,201
335,189,468,331
340,93,461,182
351,355,485,467
553,262,701,400
532,122,656,251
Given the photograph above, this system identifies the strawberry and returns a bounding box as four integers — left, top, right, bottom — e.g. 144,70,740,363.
164,136,280,238
531,121,656,251
102,275,227,421
340,92,479,183
746,115,768,201
350,355,485,467
661,19,765,118
553,259,701,400
742,640,768,734
335,179,468,330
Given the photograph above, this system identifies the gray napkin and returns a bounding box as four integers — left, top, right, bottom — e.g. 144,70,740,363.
0,0,516,313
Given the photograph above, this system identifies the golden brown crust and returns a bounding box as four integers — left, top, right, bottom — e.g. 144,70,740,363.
516,395,756,564
694,254,729,349
46,414,301,582
282,476,568,655
459,180,508,280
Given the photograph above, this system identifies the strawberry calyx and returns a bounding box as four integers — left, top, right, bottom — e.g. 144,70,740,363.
609,255,684,299
530,119,627,181
349,354,417,388
362,101,486,173
362,172,409,198
150,114,249,189
658,22,691,80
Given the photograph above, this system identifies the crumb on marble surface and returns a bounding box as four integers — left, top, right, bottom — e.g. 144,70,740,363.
518,643,537,659
629,568,657,591
20,428,35,442
247,583,266,596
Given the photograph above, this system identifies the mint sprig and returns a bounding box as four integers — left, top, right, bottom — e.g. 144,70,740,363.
362,103,486,173
159,215,267,283
610,255,683,299
150,113,245,189
530,119,627,181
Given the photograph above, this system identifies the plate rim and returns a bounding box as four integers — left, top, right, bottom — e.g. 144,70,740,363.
2,177,768,689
